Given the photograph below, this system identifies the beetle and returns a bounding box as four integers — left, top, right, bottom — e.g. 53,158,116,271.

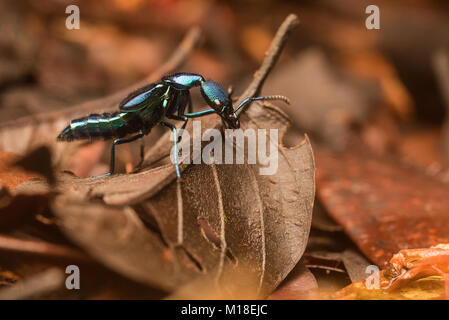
57,72,289,179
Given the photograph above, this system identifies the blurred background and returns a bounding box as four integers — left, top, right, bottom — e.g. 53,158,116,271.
1,0,449,176
1,0,449,298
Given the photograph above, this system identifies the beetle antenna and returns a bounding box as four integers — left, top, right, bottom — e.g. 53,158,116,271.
235,95,290,113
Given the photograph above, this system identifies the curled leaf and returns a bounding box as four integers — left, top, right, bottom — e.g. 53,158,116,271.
28,101,315,296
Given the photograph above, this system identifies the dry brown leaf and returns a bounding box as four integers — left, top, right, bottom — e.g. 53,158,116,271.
335,275,445,300
0,193,50,231
334,244,449,300
316,147,449,266
18,101,315,296
268,262,318,300
143,102,315,296
0,150,41,189
12,14,311,297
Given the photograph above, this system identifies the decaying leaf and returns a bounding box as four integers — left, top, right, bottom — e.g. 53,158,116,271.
334,244,449,300
19,100,315,296
144,102,315,295
304,248,371,285
335,274,445,300
11,14,313,297
0,148,53,231
268,262,318,300
316,147,449,266
311,200,343,232
0,193,50,231
13,146,55,185
50,198,189,291
14,164,178,206
0,150,41,189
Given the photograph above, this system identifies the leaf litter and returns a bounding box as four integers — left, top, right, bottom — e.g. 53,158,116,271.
7,14,316,298
315,146,449,267
1,1,449,300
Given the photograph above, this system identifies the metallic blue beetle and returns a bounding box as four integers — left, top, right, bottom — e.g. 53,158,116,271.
57,72,289,179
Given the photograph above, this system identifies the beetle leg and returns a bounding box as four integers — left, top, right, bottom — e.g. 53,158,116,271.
136,133,145,169
176,90,192,117
161,121,181,179
166,90,191,143
180,92,193,134
183,109,216,118
166,114,188,143
174,91,192,142
93,131,144,178
166,114,187,121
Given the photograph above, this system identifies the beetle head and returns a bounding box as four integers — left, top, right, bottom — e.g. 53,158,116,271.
200,80,240,129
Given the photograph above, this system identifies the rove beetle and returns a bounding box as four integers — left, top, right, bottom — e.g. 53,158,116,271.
57,72,289,179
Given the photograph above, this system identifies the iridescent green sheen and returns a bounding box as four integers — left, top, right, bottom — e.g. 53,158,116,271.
162,73,204,90
200,80,231,110
57,72,261,178
120,83,168,112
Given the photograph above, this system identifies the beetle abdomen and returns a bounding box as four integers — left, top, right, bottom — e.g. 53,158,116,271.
57,112,144,141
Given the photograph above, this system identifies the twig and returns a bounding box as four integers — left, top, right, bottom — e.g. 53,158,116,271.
141,14,300,168
305,264,346,273
0,27,202,127
433,50,449,109
0,234,93,264
141,15,300,278
236,14,300,111
432,50,449,162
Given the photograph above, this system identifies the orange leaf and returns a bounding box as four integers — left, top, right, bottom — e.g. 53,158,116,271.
0,150,40,189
